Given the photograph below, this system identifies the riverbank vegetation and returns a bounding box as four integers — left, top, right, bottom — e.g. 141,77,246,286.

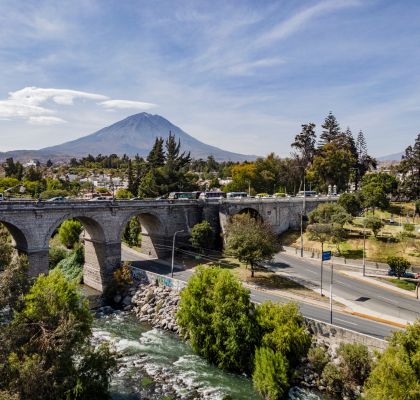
176,264,420,399
0,241,116,400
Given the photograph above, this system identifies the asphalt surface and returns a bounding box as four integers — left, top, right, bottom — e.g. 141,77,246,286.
271,252,420,322
122,247,402,340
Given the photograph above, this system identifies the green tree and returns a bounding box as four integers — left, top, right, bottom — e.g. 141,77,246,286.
319,112,341,145
387,256,411,279
0,225,14,271
361,172,398,211
256,302,311,369
364,216,383,237
224,213,278,277
354,130,377,190
338,192,363,216
176,266,257,373
252,347,289,400
0,269,117,400
337,343,372,386
58,219,83,249
291,123,317,169
309,142,356,193
364,320,420,399
115,188,132,199
308,203,352,226
138,170,159,198
0,254,29,315
146,137,165,169
398,133,420,200
190,221,215,253
123,217,141,247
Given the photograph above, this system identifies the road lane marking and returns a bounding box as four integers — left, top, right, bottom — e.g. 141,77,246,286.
334,318,357,326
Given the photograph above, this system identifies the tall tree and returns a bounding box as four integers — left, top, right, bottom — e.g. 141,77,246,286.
127,159,135,195
224,213,278,277
319,112,341,145
146,137,165,169
292,123,317,169
354,130,377,190
398,133,420,199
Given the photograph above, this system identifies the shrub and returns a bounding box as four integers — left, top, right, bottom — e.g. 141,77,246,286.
364,320,420,399
39,189,69,199
190,220,215,252
364,216,383,237
307,346,330,374
58,219,83,249
256,302,311,369
387,256,411,279
253,347,289,400
322,362,344,394
403,223,415,233
337,342,372,385
338,192,363,216
55,245,84,283
48,246,68,269
115,188,132,199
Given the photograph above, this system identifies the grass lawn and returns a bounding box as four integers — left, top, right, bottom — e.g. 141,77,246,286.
375,277,418,292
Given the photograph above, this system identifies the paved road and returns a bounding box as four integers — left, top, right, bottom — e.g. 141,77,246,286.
271,252,420,322
122,247,401,340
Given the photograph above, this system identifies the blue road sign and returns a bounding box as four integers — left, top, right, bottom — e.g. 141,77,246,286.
322,251,332,261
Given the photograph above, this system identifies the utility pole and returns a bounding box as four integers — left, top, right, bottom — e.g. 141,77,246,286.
330,262,334,323
321,241,324,296
171,230,184,278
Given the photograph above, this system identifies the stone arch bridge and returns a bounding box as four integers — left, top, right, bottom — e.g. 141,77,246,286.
0,198,331,291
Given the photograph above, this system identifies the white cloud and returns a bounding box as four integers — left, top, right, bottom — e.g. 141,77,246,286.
99,99,157,110
8,87,108,106
255,0,360,46
226,57,285,76
28,116,67,125
0,86,156,124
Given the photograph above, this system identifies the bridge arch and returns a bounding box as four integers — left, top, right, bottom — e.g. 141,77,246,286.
235,207,264,221
119,211,167,258
0,220,28,252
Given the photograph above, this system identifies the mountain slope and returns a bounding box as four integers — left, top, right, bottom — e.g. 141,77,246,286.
40,113,255,161
377,151,404,161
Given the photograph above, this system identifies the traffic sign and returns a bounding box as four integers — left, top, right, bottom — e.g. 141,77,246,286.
322,251,332,261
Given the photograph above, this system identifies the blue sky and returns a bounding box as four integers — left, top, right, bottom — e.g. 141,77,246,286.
0,0,419,157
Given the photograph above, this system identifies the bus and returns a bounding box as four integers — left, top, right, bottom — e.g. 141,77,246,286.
226,192,248,199
168,192,199,200
199,191,227,200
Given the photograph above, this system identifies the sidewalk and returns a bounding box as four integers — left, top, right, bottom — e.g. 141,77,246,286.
282,246,389,274
339,270,419,299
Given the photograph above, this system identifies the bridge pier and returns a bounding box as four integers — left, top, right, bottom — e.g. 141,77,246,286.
26,248,49,277
140,233,171,259
83,238,121,292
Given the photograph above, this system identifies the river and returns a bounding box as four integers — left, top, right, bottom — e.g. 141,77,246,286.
93,311,331,400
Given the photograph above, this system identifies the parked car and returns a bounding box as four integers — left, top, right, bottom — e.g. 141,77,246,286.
388,269,417,279
88,196,112,201
130,197,143,201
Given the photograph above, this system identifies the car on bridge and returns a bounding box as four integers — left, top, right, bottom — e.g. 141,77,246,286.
88,196,112,201
46,196,67,202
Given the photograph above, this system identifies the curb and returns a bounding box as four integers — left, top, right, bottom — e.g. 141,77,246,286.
349,311,407,329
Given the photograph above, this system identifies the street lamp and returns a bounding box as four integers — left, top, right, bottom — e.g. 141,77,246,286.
300,171,306,257
171,230,184,278
362,218,367,277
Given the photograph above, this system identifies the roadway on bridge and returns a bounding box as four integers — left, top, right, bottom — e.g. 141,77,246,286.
271,252,420,323
122,246,401,340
